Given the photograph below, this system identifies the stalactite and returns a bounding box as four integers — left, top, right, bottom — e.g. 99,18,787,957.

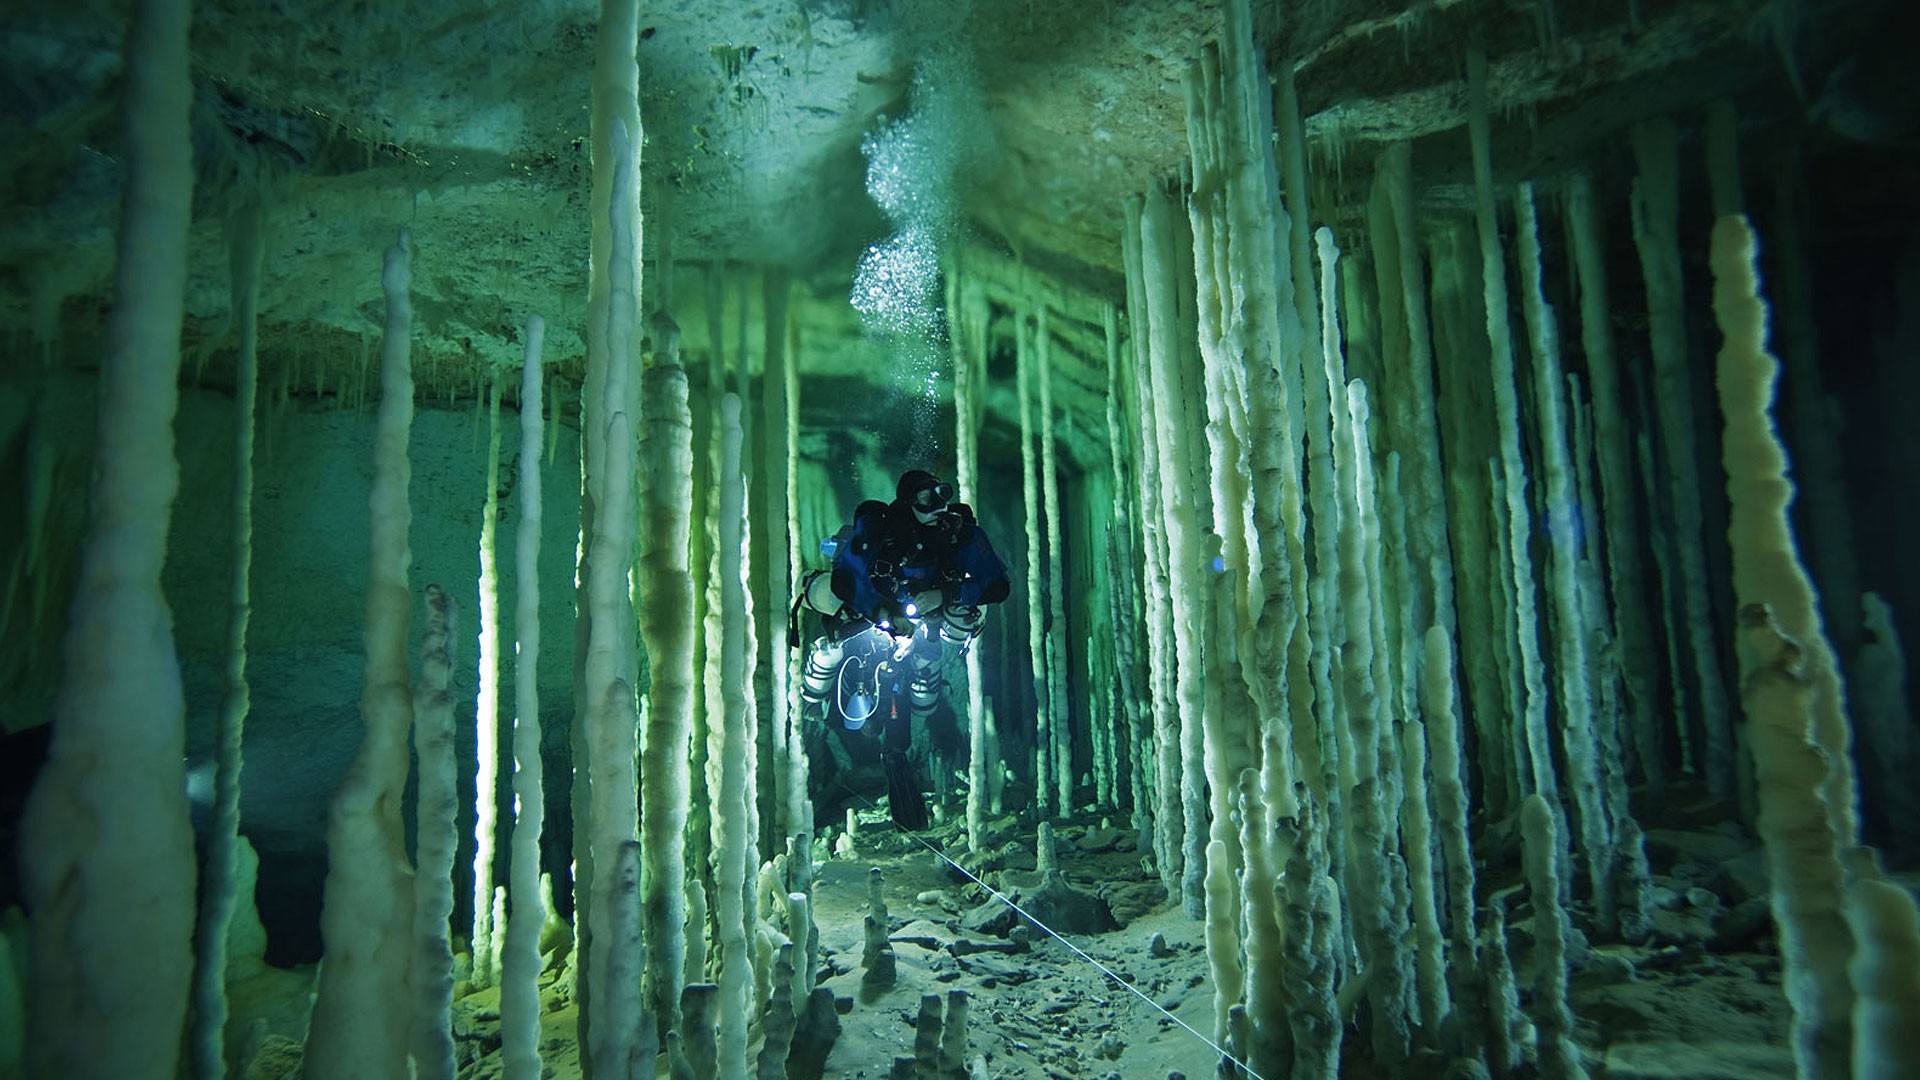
502,315,548,1080
1714,213,1856,1079
1469,40,1556,807
192,196,263,1080
472,376,504,990
1372,146,1457,674
1515,182,1617,931
1768,142,1863,674
582,116,648,1080
409,585,460,1080
1036,307,1073,815
1520,794,1586,1080
713,393,754,1079
1428,222,1512,818
16,0,195,1073
1564,173,1662,792
1632,119,1734,796
302,230,417,1079
1014,310,1052,819
1120,198,1181,899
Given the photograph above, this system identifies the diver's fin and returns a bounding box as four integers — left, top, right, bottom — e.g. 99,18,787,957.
883,752,929,831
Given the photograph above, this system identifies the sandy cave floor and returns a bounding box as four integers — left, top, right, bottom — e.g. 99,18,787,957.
227,806,1799,1080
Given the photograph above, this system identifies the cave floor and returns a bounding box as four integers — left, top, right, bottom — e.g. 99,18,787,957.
225,807,1796,1079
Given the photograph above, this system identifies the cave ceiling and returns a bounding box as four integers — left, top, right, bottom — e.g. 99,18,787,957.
0,0,1889,429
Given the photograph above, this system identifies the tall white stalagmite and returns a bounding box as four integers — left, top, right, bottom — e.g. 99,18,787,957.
1520,794,1587,1080
1015,310,1052,818
762,270,798,840
17,0,196,1073
1565,172,1662,790
409,586,460,1080
582,118,648,1080
1633,119,1734,795
1841,849,1920,1078
502,316,548,1080
640,342,697,1038
1515,182,1616,929
953,276,991,851
303,230,418,1079
1421,626,1486,1066
1101,302,1152,850
1120,199,1181,898
574,1,643,1060
472,377,504,988
1714,213,1858,1079
713,394,754,1080
1037,307,1073,814
192,197,263,1080
1140,186,1210,918
1468,40,1556,804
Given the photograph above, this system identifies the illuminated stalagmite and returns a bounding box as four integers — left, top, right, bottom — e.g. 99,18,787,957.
1714,212,1859,1080
18,0,197,1073
408,584,459,1080
501,316,548,1080
192,197,264,1080
303,230,418,1080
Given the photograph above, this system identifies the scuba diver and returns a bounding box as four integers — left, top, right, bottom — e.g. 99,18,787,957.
794,470,1010,829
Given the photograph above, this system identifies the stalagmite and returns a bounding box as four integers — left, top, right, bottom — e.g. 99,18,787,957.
1139,187,1210,918
1037,307,1072,814
1521,794,1587,1080
471,377,505,989
1420,627,1486,1066
1321,225,1410,1065
604,842,652,1078
1857,595,1920,852
1120,197,1182,899
16,0,196,1073
575,0,643,1060
755,943,797,1080
1280,800,1339,1080
1483,895,1523,1076
583,116,648,1080
762,269,800,842
940,990,971,1078
679,983,720,1080
301,230,418,1078
1841,848,1920,1078
1633,119,1733,795
713,393,754,1079
1515,183,1616,931
1014,311,1052,818
912,993,944,1078
409,585,460,1080
1468,40,1555,805
952,277,991,852
502,316,548,1080
640,338,697,1039
1399,719,1447,1041
1565,172,1661,791
863,868,896,987
1714,213,1856,1080
192,197,264,1080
